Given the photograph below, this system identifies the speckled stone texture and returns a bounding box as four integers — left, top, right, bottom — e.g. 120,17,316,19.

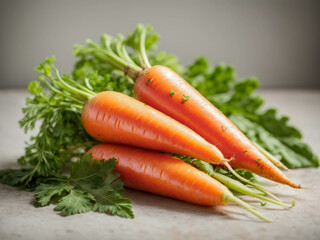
0,89,319,240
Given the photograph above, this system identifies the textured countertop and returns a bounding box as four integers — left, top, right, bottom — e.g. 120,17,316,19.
0,89,319,240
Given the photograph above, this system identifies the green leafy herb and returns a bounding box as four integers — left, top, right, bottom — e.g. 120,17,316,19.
15,58,99,185
34,182,71,207
0,169,34,189
126,24,160,52
54,189,94,216
34,154,133,218
229,114,319,168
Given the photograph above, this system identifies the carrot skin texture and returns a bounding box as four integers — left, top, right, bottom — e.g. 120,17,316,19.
81,91,226,164
134,66,300,188
87,143,228,205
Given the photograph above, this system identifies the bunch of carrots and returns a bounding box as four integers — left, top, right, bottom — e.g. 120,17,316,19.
22,24,306,222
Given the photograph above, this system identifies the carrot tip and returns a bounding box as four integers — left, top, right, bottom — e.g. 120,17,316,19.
289,182,304,189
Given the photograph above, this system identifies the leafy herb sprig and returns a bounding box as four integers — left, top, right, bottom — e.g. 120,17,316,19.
34,154,133,218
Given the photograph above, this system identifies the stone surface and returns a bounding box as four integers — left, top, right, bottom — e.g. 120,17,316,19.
0,89,319,240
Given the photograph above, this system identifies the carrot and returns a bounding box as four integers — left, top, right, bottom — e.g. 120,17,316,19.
81,91,228,165
80,27,300,188
88,142,271,222
39,58,228,165
133,65,300,188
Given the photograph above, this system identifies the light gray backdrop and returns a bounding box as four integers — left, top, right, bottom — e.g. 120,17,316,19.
1,0,319,88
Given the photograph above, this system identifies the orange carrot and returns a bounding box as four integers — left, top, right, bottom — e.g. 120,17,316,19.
81,91,228,165
88,143,271,222
80,28,299,188
134,65,300,188
39,59,229,165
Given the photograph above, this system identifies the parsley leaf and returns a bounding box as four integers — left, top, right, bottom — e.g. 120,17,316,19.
33,155,134,218
0,169,33,188
229,114,319,168
34,183,71,207
54,189,94,216
70,155,133,218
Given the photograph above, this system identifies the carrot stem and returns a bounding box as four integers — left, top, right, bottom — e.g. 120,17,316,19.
212,172,294,208
50,63,94,100
211,172,263,196
115,34,137,67
222,191,272,222
224,162,282,202
63,75,96,96
85,38,142,79
38,76,85,105
139,26,151,68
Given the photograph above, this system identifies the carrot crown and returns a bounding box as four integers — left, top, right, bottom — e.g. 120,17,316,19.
73,24,157,81
35,56,96,109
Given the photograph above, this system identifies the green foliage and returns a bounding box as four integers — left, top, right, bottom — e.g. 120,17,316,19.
18,72,96,184
229,114,319,168
126,24,160,52
0,169,34,189
73,58,134,96
33,155,133,218
34,183,71,207
54,189,94,216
